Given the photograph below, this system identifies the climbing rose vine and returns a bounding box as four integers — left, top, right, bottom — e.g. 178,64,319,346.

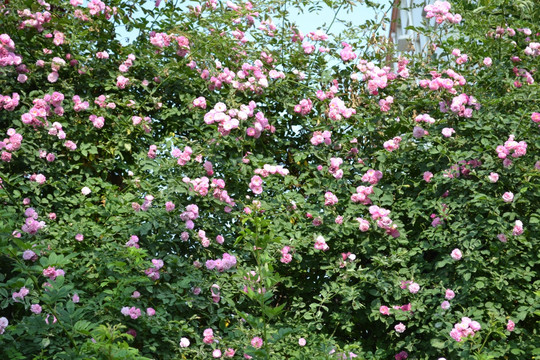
0,0,539,359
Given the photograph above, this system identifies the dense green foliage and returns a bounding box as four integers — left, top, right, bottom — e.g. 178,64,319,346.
0,0,539,359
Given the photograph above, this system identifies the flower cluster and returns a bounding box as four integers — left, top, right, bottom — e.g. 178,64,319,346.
149,32,190,56
172,145,192,166
448,93,479,118
43,266,65,280
314,235,329,251
203,328,215,344
361,169,383,185
212,179,236,209
145,258,164,280
94,94,116,109
354,60,394,95
400,280,420,294
440,288,455,309
496,135,527,167
355,217,370,232
419,69,466,94
119,54,136,73
524,42,540,57
384,136,402,152
328,97,356,121
369,205,400,237
443,159,482,178
351,186,373,205
89,114,105,129
183,176,210,196
311,130,332,146
424,1,462,24
254,164,289,177
294,98,313,115
192,96,207,109
205,253,237,272
415,114,436,124
72,95,89,112
22,208,45,235
1,128,22,162
247,110,274,138
0,34,22,67
280,246,292,263
21,92,66,128
132,194,154,212
198,58,272,93
379,96,393,112
328,157,344,179
340,42,356,62
197,229,210,247
249,175,263,195
29,173,46,185
324,191,338,206
0,93,20,111
116,75,129,89
203,102,240,136
12,286,29,302
121,306,142,320
147,145,157,159
126,235,140,248
450,317,481,342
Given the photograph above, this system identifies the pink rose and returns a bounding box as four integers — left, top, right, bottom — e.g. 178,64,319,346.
441,127,455,137
507,319,515,331
408,282,420,294
451,248,462,260
441,301,450,310
502,192,514,203
394,322,406,333
512,220,523,236
251,336,263,349
488,172,499,183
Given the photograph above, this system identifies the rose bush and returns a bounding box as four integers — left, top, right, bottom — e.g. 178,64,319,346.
0,0,539,359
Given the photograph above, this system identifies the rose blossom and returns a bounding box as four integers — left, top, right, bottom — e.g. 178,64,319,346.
251,336,263,348
507,319,515,331
502,192,514,203
488,172,499,183
451,248,462,260
441,301,450,310
179,337,190,347
408,282,420,294
394,323,406,333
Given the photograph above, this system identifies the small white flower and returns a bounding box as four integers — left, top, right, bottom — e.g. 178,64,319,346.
81,187,91,195
179,337,190,348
